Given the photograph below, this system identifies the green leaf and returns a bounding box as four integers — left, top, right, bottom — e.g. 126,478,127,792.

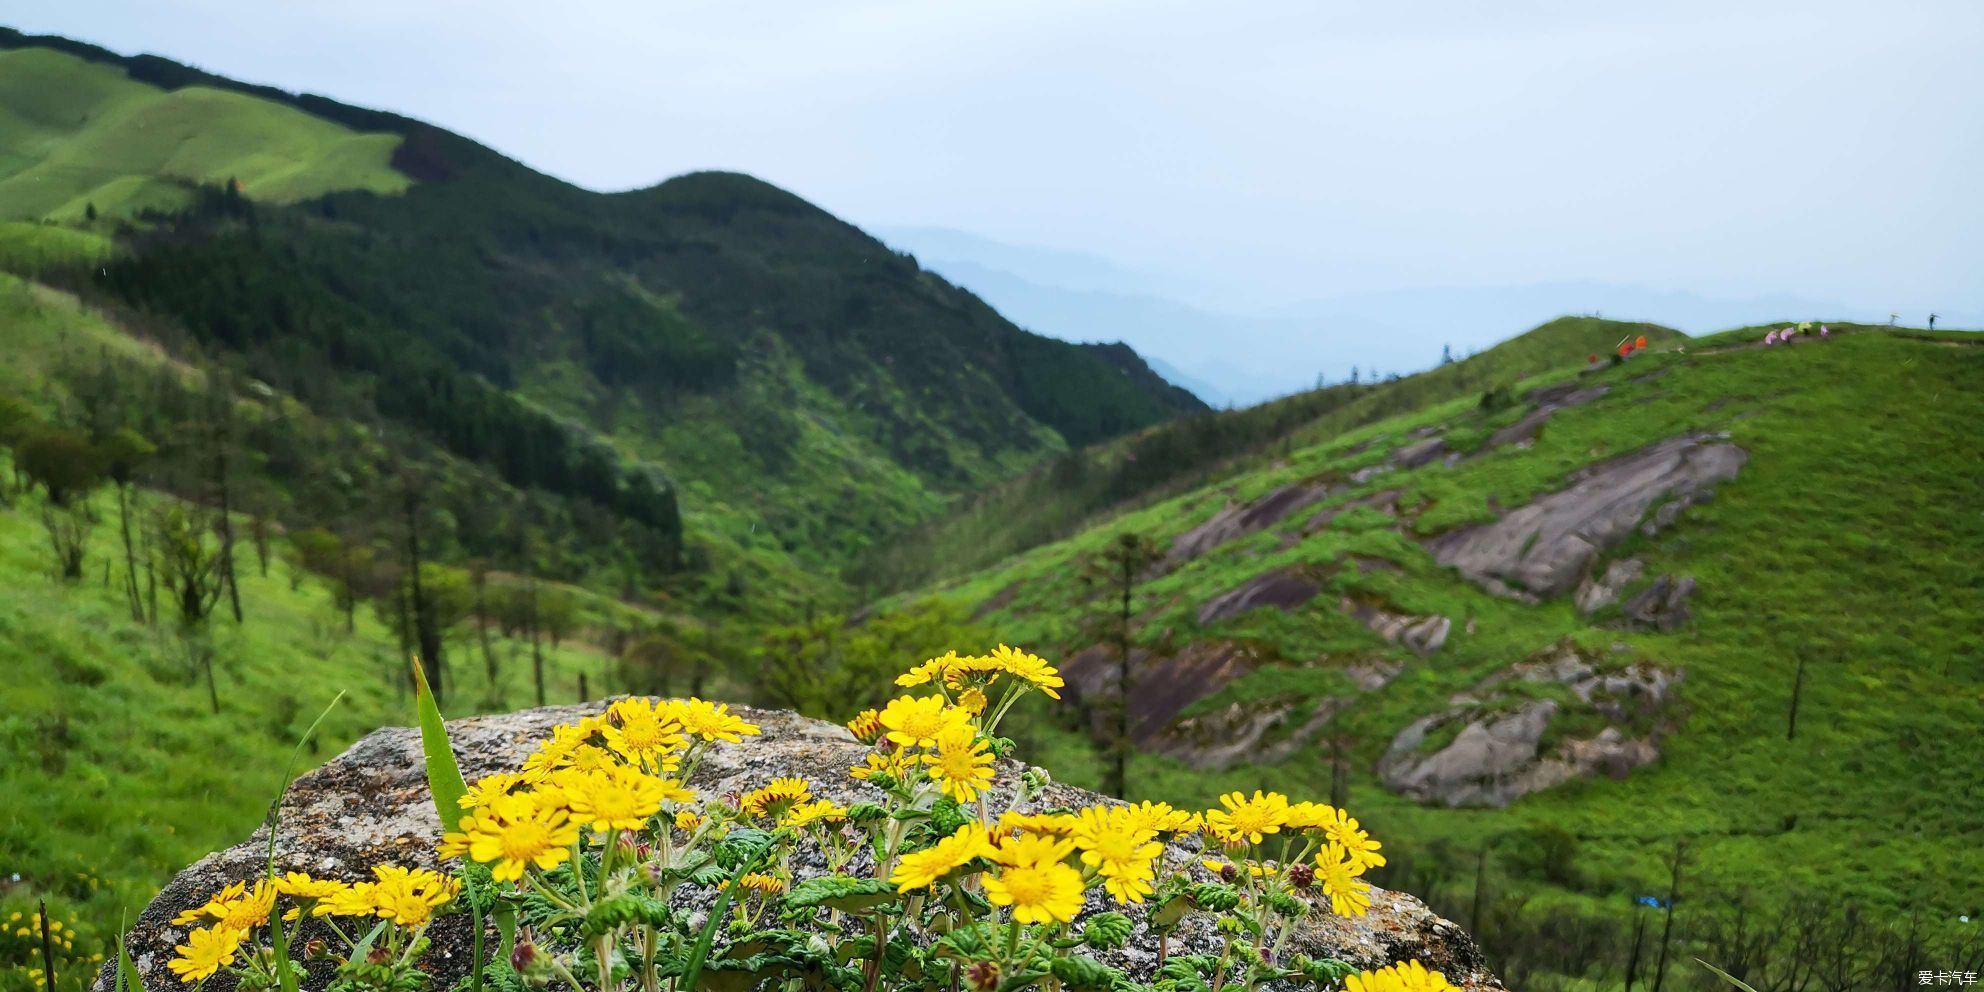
1150,892,1193,932
783,875,898,915
1079,911,1133,951
115,914,142,992
681,862,750,992
1695,959,1762,992
1049,956,1124,991
411,659,469,834
348,919,392,968
495,903,518,970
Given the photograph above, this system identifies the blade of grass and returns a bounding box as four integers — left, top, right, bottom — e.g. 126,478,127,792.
680,863,749,992
1695,958,1762,992
262,692,344,992
410,656,469,833
117,912,143,992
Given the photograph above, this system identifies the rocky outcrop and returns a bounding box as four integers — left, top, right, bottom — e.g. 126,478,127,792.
102,703,1504,991
1378,644,1680,807
1168,479,1338,563
1573,558,1643,614
1341,597,1452,656
1619,575,1696,631
1197,567,1324,624
1426,434,1746,600
1062,641,1259,743
1477,384,1610,455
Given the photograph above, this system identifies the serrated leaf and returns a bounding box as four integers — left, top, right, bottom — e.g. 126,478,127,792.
784,875,898,915
1080,911,1134,951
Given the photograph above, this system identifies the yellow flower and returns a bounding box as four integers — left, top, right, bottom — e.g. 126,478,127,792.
850,750,914,782
562,765,672,832
1204,790,1290,845
1344,960,1457,992
463,793,582,881
168,926,246,983
982,644,1064,699
667,698,761,743
315,882,379,918
955,687,988,715
983,860,1084,924
178,881,275,933
991,832,1077,868
739,873,786,895
780,799,849,830
1283,801,1333,830
1069,806,1163,880
675,809,704,832
924,725,996,803
1315,846,1372,918
1122,800,1200,834
896,651,969,688
1100,862,1156,904
603,698,687,770
368,866,458,926
845,708,884,743
1201,858,1271,878
878,694,971,749
891,824,993,891
459,773,525,810
1320,807,1386,870
272,872,345,902
997,811,1079,836
740,776,813,819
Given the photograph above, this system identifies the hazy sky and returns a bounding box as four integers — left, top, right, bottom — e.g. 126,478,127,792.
8,1,1981,313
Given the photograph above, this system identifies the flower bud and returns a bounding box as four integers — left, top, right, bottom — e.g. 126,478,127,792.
302,939,329,961
511,939,538,972
367,946,392,965
965,960,1001,992
1287,862,1315,889
1219,863,1239,884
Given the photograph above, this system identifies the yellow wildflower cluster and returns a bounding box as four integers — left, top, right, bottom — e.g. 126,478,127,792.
440,697,756,881
163,647,1455,992
166,867,457,983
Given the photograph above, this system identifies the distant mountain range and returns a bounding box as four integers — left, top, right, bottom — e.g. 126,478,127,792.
879,225,1965,406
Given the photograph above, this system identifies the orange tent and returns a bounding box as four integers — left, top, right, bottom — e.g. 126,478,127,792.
1635,335,1648,349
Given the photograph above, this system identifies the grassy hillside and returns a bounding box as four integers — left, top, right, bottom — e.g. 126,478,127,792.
857,317,1684,593
0,48,407,221
0,470,658,988
912,325,1983,987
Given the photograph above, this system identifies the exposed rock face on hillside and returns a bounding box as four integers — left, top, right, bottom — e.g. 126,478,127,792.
1427,434,1746,600
101,703,1504,992
1377,644,1681,807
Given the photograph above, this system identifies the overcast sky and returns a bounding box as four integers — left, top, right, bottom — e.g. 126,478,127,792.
8,1,1980,314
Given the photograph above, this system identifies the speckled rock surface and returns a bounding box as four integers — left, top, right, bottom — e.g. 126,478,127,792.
99,702,1504,991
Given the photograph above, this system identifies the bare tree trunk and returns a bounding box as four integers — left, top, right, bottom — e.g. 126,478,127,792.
1623,909,1648,991
1787,654,1808,740
117,483,143,622
211,420,243,624
528,573,546,707
403,482,443,706
1651,841,1687,992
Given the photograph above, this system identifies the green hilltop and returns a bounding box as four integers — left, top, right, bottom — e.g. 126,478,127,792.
0,47,408,221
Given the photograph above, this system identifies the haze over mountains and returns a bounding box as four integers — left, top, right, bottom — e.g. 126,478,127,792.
881,225,1976,406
